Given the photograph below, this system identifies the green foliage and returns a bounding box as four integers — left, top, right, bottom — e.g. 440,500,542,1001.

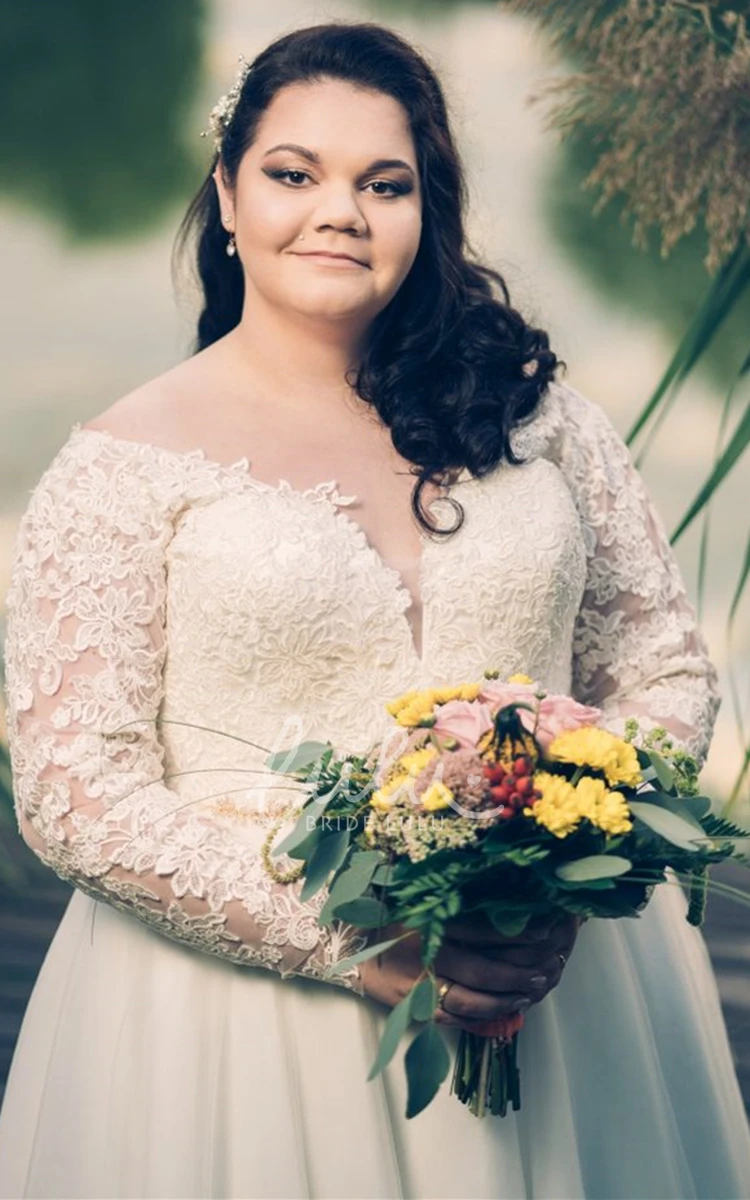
555,854,633,882
404,1024,451,1118
0,0,207,242
545,133,750,396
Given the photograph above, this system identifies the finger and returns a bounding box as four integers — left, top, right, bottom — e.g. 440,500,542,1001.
435,980,534,1022
435,941,550,998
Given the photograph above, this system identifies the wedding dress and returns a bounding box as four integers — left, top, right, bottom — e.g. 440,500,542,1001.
1,378,748,1200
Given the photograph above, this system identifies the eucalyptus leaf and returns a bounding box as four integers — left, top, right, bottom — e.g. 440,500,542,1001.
274,816,322,859
318,851,384,924
646,751,675,791
409,976,437,1023
300,830,351,902
645,790,712,824
332,897,391,928
404,1024,451,1118
629,801,705,851
555,855,633,883
367,992,413,1081
326,933,407,976
371,862,399,886
264,740,331,774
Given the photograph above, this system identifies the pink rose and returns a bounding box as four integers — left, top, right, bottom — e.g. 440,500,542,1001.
480,681,601,753
533,694,602,752
432,699,495,750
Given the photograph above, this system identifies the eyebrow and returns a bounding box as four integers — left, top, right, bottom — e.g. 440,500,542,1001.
262,143,416,177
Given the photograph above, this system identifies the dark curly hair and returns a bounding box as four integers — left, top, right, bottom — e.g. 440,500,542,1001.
174,20,564,536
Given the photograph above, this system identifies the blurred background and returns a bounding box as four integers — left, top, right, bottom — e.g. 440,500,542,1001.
1,0,748,1111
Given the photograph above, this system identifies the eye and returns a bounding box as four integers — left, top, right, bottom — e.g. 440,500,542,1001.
365,179,410,198
267,169,310,187
266,169,409,198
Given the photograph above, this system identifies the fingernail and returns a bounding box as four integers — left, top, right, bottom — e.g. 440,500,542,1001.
530,974,548,988
511,997,531,1012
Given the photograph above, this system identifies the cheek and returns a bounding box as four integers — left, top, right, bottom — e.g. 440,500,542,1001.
238,190,296,246
380,207,422,277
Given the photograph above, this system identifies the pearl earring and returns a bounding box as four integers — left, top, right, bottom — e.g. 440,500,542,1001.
226,234,237,257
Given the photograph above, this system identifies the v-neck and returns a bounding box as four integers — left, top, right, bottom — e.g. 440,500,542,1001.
69,423,470,665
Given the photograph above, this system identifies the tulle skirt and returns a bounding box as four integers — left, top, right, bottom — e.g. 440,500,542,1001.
1,878,749,1200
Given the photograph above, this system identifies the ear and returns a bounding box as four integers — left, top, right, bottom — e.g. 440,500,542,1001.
212,161,235,227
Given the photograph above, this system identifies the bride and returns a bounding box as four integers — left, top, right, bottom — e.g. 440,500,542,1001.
1,19,748,1200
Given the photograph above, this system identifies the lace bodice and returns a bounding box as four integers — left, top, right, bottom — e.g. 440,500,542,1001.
1,380,721,993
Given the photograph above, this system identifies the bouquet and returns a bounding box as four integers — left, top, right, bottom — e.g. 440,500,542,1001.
261,669,750,1119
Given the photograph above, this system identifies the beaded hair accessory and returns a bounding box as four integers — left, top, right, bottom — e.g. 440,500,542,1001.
200,54,252,152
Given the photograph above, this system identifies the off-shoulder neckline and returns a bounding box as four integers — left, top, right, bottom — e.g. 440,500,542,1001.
67,422,474,503
68,422,363,506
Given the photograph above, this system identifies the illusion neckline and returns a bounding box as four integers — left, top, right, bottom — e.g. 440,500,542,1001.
68,421,472,664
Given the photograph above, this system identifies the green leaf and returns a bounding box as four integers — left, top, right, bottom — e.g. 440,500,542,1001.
299,830,351,902
409,976,437,1022
367,992,413,1081
555,855,633,883
264,740,331,773
332,897,390,928
318,851,384,925
326,934,408,976
488,912,532,937
646,750,675,791
681,794,712,822
645,790,712,824
627,241,750,448
404,1024,451,1118
629,801,705,851
273,810,321,858
729,526,750,627
671,397,750,542
371,862,399,886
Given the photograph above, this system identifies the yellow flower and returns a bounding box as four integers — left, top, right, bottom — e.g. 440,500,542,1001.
573,776,633,836
385,688,434,726
369,771,408,810
431,682,482,705
370,747,439,810
385,682,481,727
548,727,641,787
525,772,580,838
421,781,454,812
525,771,633,838
398,747,438,776
508,673,534,685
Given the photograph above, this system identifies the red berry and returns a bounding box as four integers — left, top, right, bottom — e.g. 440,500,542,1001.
513,757,528,776
496,806,516,821
515,777,533,796
484,763,506,784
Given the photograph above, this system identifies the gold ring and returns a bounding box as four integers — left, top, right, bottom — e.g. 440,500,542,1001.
437,979,456,1012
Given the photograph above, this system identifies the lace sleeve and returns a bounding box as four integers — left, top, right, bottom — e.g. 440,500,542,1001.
547,382,721,768
2,442,367,992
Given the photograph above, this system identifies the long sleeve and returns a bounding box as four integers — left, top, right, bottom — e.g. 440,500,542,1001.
2,441,368,992
545,381,721,768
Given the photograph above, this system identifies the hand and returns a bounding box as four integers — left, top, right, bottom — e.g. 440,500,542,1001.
359,913,581,1033
434,911,583,1027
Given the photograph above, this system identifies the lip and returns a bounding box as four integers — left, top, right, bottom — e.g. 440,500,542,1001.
293,251,368,267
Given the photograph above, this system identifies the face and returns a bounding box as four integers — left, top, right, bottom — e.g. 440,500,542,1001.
213,78,423,332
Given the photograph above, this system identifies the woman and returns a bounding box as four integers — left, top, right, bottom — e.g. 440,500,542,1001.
0,20,748,1200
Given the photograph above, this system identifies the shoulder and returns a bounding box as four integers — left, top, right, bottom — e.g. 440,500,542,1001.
80,354,209,451
513,378,632,474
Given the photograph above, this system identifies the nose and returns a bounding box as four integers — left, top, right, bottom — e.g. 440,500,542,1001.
312,182,368,237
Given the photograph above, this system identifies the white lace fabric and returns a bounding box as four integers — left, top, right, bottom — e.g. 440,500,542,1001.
1,380,720,996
